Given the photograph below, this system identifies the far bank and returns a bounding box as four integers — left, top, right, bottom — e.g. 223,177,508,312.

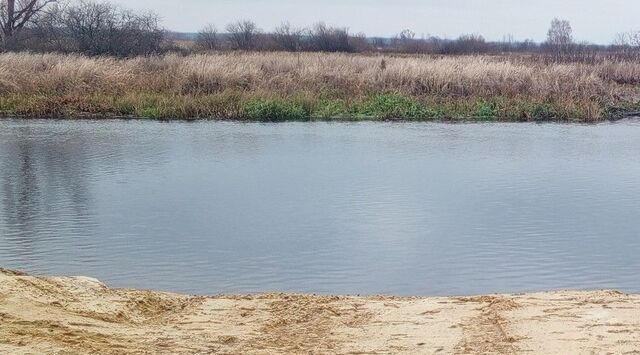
1,52,640,122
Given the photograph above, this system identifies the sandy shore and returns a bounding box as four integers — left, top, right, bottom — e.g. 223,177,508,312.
1,269,639,354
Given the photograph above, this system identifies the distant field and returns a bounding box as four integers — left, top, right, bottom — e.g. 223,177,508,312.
1,52,639,121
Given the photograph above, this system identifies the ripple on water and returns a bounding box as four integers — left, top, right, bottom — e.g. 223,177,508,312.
1,119,640,295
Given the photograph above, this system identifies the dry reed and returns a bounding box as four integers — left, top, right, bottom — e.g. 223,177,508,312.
0,52,638,121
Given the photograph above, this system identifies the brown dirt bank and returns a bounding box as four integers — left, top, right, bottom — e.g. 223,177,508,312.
1,268,639,354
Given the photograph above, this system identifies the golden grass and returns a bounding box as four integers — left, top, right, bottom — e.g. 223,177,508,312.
0,52,638,121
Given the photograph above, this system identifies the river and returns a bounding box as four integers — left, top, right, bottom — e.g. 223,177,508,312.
1,119,639,295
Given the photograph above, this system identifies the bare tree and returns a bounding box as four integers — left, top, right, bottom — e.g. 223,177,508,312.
63,1,115,53
226,20,259,50
196,23,218,50
613,33,628,47
547,18,573,53
273,21,302,51
0,0,58,49
629,31,640,47
62,0,164,56
349,32,372,52
398,29,415,41
24,2,65,51
614,31,640,47
393,29,422,53
307,22,352,52
456,34,488,53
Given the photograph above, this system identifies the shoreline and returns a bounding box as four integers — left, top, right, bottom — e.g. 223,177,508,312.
1,269,639,354
1,108,639,123
0,95,637,123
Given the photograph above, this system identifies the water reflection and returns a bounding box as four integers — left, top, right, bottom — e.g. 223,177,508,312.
0,123,98,273
2,132,42,243
1,119,640,295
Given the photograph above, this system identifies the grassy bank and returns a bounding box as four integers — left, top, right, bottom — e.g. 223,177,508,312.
1,52,639,121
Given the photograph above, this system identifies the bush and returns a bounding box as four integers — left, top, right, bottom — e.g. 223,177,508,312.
63,1,165,56
13,0,165,56
226,20,261,50
306,23,354,52
196,24,219,51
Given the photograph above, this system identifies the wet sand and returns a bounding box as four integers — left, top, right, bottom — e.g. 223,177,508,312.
1,268,639,354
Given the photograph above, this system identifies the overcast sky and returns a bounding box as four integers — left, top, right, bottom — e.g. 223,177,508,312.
107,0,639,44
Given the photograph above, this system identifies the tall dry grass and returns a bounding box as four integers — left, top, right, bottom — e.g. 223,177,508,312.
0,52,638,120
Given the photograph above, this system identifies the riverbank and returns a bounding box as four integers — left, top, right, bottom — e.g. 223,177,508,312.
1,52,640,122
1,269,639,354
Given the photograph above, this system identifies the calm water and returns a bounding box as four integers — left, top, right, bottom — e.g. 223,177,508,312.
1,119,640,296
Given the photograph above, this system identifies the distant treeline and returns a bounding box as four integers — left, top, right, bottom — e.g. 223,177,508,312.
3,0,640,60
188,25,640,61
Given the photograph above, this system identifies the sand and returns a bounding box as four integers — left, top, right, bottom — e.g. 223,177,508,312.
1,269,639,354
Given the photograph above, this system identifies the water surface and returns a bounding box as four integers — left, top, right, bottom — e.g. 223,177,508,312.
1,119,639,295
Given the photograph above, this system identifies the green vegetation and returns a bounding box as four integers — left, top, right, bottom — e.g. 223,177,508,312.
244,98,310,121
0,91,612,122
355,93,436,120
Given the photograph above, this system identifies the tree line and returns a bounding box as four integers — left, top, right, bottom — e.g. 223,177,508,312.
192,18,629,58
1,0,163,55
2,0,640,58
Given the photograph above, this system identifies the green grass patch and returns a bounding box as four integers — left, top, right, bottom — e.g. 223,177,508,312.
311,99,350,119
243,98,310,121
0,91,614,122
475,100,499,119
355,93,436,120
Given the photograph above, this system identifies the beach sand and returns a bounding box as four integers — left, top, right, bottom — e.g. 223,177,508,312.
1,268,639,354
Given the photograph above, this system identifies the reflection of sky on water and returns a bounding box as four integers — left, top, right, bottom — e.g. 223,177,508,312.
1,119,640,296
